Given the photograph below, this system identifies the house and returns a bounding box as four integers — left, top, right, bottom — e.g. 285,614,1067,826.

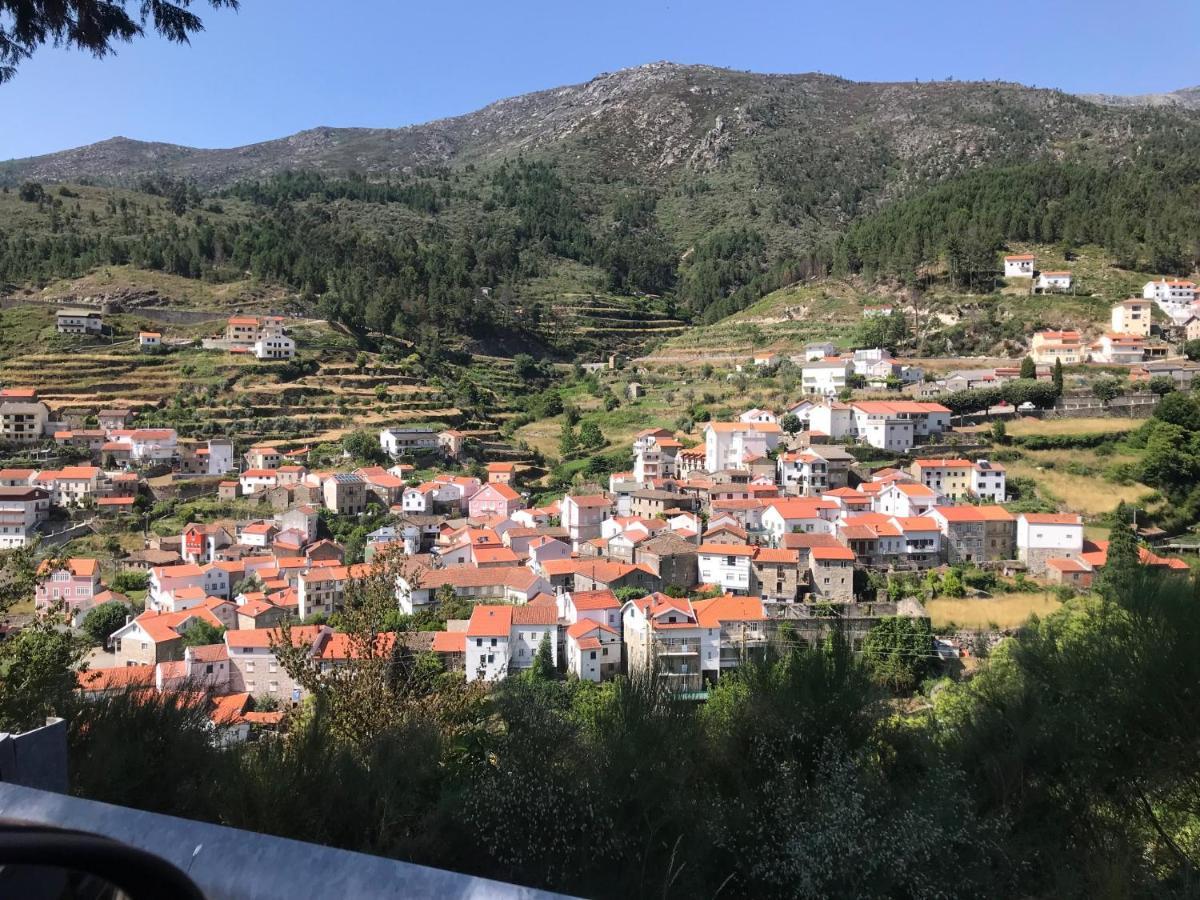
0,388,49,444
182,523,234,564
56,308,104,334
848,401,951,451
638,531,699,590
1017,512,1084,575
111,606,226,667
252,323,295,360
753,351,779,368
379,427,439,458
35,558,102,624
622,594,704,693
562,588,623,631
438,429,468,460
929,505,1016,564
738,408,778,424
777,445,852,495
750,547,804,602
802,358,853,398
138,331,162,351
569,560,660,595
912,458,1006,502
245,445,282,470
1030,330,1084,366
808,545,856,601
0,486,50,548
1143,278,1196,306
703,421,782,473
1036,271,1072,293
761,498,837,544
322,473,367,516
97,408,134,431
1003,254,1035,277
1112,299,1151,337
396,565,550,614
35,466,102,508
565,619,621,682
467,482,523,519
697,543,755,594
463,604,559,683
226,625,329,703
693,594,768,680
485,462,516,485
560,494,613,548
632,429,681,483
1092,333,1146,365
239,469,278,495
1045,557,1093,589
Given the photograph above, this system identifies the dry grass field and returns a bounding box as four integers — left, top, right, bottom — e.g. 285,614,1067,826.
1003,417,1141,437
927,592,1064,630
1003,459,1155,516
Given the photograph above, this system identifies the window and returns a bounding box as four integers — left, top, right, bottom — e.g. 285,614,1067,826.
589,651,596,660
269,662,277,673
246,661,255,673
269,681,278,692
486,654,494,664
490,638,497,647
205,664,213,674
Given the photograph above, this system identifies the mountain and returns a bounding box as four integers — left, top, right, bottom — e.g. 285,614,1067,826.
2,63,1199,360
1081,85,1200,111
4,63,1199,194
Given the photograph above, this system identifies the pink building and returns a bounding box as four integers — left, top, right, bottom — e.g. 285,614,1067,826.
467,482,523,519
36,557,102,624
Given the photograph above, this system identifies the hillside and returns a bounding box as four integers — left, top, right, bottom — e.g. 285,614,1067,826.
2,63,1200,361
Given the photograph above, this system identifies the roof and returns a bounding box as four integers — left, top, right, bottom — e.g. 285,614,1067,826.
1021,513,1082,526
564,494,611,508
561,589,624,614
1047,557,1090,573
225,624,324,649
511,605,558,626
811,545,857,562
891,516,940,533
933,505,1015,523
752,547,800,564
77,665,154,692
698,543,755,557
467,605,514,637
566,619,619,639
706,421,783,434
693,594,766,627
38,557,99,578
1005,254,1036,261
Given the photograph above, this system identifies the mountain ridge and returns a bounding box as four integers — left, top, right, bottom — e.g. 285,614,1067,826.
4,62,1198,189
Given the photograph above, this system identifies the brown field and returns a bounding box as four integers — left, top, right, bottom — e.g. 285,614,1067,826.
927,592,1063,630
1003,459,1155,516
1003,417,1141,437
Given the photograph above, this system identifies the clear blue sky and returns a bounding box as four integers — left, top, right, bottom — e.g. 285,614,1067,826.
2,0,1198,161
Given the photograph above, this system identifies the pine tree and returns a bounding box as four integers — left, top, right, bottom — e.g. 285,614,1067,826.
1020,356,1036,379
1098,518,1140,600
1053,358,1064,395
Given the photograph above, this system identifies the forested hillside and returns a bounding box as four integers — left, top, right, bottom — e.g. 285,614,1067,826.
3,64,1200,356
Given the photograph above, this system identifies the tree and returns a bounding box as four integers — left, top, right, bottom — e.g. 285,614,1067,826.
780,413,802,436
82,601,131,645
181,619,225,647
0,0,239,83
108,569,149,594
990,419,1008,444
1052,357,1064,395
862,616,933,692
1148,375,1176,397
527,633,556,682
578,421,604,449
1020,356,1036,379
0,616,88,731
1153,391,1200,431
558,423,578,458
1092,377,1124,404
1183,339,1200,362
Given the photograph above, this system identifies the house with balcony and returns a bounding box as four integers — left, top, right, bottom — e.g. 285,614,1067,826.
693,594,768,680
0,388,48,445
1111,299,1151,337
929,505,1016,564
1030,330,1084,365
622,593,705,694
1004,254,1035,277
703,421,782,473
0,485,50,548
565,619,621,682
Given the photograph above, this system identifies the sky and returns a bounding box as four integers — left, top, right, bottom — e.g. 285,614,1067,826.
2,0,1198,161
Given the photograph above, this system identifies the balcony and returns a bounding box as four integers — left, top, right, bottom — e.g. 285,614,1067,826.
654,639,698,655
658,671,703,693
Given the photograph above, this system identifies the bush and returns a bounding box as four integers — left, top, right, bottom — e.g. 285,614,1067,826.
82,601,131,645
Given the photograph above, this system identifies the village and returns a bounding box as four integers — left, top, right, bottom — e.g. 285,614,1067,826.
0,263,1187,740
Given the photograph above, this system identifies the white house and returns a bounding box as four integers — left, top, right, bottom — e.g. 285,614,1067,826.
1143,278,1196,306
738,408,778,424
0,486,50,548
1036,271,1072,293
464,604,558,683
875,481,940,518
56,308,104,334
239,469,278,495
760,498,837,545
697,543,755,594
703,422,782,473
1016,512,1084,575
565,619,621,682
1004,254,1035,277
802,359,853,398
560,494,613,549
379,427,439,458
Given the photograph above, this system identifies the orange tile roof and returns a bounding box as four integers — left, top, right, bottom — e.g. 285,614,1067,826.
467,605,514,637
1021,513,1082,525
811,545,857,562
693,594,765,627
569,589,620,610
